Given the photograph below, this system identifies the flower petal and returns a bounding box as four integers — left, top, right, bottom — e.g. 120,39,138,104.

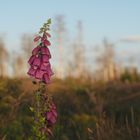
43,73,50,84
35,69,45,80
32,57,41,67
50,116,56,124
40,47,51,57
41,55,50,62
43,39,51,46
28,55,36,65
47,65,54,76
34,36,41,42
40,62,49,71
27,67,36,77
32,46,40,55
47,112,53,120
45,32,51,38
52,109,57,118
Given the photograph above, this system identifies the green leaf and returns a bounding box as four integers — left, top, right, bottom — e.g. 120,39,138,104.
43,23,47,27
29,107,34,112
38,18,52,34
47,18,51,24
40,117,45,123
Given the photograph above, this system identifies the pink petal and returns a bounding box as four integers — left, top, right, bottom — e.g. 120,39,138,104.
47,112,53,120
32,57,41,67
43,73,50,84
28,55,36,65
45,32,51,38
47,65,54,76
52,103,56,109
40,47,51,57
43,39,51,46
35,69,45,80
32,46,40,55
33,65,38,70
40,62,49,71
27,67,36,77
50,116,56,124
41,36,46,42
52,110,57,117
41,55,50,62
34,36,41,42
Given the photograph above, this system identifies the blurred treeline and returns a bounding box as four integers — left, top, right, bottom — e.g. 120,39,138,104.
0,76,140,140
1,15,139,80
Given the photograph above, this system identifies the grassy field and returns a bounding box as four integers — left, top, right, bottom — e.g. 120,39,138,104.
0,77,140,140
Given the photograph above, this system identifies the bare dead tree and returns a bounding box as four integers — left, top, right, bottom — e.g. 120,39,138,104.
53,15,66,78
19,34,34,77
96,38,117,81
73,21,86,77
21,33,34,58
12,54,25,77
0,38,9,77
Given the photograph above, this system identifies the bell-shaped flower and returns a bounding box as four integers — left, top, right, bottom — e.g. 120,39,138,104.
45,103,57,125
32,46,41,55
45,32,51,38
28,55,36,65
41,55,50,63
32,57,41,67
40,47,51,58
44,39,51,46
27,67,37,77
47,65,54,76
41,37,51,46
43,73,50,84
40,62,49,71
35,69,45,80
28,32,53,84
34,36,41,42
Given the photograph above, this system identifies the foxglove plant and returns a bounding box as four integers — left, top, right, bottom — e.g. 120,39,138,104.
27,19,57,140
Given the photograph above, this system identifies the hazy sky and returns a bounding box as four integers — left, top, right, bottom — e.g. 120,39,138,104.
0,0,140,62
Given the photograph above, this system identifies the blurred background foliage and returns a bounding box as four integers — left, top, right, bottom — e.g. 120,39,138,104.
0,76,140,140
0,6,140,139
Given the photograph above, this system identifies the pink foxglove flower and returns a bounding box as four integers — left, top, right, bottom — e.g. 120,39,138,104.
28,19,57,138
45,32,51,38
45,103,57,126
34,36,41,42
27,32,53,84
32,46,40,55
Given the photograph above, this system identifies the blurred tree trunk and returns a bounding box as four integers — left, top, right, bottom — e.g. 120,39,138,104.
0,38,9,77
96,38,118,81
54,15,67,78
12,34,34,78
72,21,86,78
